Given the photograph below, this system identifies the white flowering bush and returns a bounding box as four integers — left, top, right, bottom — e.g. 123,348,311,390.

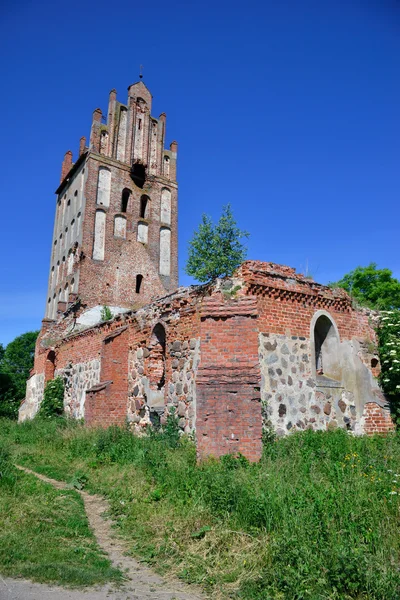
378,310,400,422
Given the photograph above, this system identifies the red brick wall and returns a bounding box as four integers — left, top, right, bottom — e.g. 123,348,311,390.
196,295,262,462
363,402,395,434
85,327,129,426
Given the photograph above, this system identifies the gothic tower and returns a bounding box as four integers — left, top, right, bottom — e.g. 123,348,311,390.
45,80,178,319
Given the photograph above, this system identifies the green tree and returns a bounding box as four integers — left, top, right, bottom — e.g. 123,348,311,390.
185,204,249,283
0,331,39,419
330,263,400,310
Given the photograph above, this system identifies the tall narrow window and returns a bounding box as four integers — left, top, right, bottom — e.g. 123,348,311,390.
140,195,149,218
136,274,143,293
93,210,106,260
160,188,171,225
163,155,170,178
116,107,127,161
121,188,131,212
96,168,111,207
44,351,56,383
159,227,171,275
313,314,341,381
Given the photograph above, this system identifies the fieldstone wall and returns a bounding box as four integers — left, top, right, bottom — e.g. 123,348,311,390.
57,359,101,418
166,338,200,433
19,373,45,421
259,333,359,436
127,337,200,432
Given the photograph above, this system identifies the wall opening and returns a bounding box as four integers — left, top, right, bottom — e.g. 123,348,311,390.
140,195,149,219
148,324,166,390
44,350,56,382
131,162,146,188
136,274,143,294
314,315,341,381
163,155,170,178
121,188,131,212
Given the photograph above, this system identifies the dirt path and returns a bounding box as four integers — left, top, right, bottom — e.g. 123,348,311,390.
0,467,205,600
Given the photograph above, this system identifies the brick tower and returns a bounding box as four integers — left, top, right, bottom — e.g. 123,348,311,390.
45,80,178,320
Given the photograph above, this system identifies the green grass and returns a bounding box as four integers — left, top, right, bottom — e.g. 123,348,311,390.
0,436,123,587
1,417,400,599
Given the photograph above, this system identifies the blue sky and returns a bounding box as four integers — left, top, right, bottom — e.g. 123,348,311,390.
0,0,399,346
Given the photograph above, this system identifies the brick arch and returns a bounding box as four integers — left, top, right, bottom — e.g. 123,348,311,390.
44,350,56,382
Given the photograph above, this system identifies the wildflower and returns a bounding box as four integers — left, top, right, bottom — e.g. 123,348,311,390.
389,491,397,495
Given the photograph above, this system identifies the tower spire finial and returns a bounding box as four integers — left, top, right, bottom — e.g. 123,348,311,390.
139,64,143,79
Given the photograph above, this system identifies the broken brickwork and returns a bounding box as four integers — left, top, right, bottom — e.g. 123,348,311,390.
21,262,394,461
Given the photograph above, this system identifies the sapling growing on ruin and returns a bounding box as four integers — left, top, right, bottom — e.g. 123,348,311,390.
185,204,249,283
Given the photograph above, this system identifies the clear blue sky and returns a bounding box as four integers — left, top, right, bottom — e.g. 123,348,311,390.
0,0,399,346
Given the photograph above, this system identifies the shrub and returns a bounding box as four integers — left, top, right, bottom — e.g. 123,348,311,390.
38,377,64,418
378,310,400,423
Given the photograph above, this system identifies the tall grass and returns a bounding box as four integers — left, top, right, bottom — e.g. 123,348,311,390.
2,417,400,599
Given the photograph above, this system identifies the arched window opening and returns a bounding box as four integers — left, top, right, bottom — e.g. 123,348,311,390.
148,324,166,391
140,195,149,219
136,274,143,294
44,350,56,382
163,155,170,178
121,188,131,212
371,358,379,369
131,162,146,189
314,315,341,381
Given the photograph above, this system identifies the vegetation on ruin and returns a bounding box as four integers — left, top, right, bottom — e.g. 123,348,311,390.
100,305,113,321
38,376,65,419
1,418,400,599
0,330,38,419
185,204,249,283
0,436,122,587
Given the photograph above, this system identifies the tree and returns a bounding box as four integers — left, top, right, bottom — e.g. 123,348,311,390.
185,204,249,283
329,264,400,310
0,331,39,419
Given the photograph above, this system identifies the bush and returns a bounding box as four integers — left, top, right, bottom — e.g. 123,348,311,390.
378,310,400,423
38,377,64,418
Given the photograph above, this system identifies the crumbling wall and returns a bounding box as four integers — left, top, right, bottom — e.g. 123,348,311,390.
57,359,101,418
19,373,45,421
196,294,262,462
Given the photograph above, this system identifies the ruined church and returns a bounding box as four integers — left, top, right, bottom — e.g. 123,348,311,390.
20,79,394,460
